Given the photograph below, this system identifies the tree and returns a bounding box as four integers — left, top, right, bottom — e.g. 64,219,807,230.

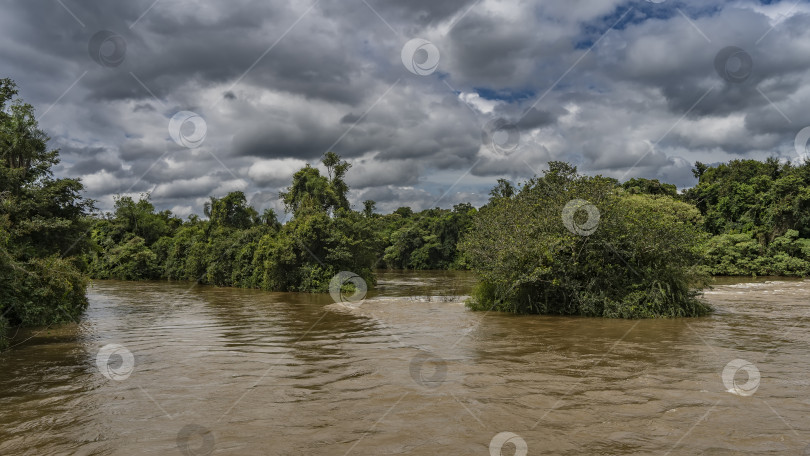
682,158,810,276
260,208,280,228
362,200,376,218
621,177,677,197
394,206,413,218
488,178,515,202
109,194,176,245
207,191,257,230
379,203,477,270
323,151,351,211
461,163,710,318
0,79,91,348
280,165,331,216
280,153,352,217
692,162,708,179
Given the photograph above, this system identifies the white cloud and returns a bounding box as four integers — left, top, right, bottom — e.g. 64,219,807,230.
459,92,500,114
247,158,308,187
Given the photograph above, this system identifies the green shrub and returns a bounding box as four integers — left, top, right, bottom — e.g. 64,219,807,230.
703,230,810,276
0,254,87,347
461,163,710,318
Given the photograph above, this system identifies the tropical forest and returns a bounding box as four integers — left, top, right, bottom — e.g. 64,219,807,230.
1,77,809,350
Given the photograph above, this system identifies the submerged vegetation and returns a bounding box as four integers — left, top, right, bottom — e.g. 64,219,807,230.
1,76,809,346
461,163,711,318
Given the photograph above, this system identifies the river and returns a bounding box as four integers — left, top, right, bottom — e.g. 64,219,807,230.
0,271,809,455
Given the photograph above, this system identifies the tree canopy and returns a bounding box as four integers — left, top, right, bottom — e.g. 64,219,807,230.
458,158,810,316
461,162,711,318
683,158,810,275
0,79,91,348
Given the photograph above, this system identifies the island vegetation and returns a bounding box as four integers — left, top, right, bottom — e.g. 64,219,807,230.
1,76,809,346
461,163,711,318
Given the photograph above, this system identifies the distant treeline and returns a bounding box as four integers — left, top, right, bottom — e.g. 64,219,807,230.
85,151,477,292
686,159,810,276
84,156,810,292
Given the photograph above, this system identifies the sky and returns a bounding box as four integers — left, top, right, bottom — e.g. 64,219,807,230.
2,0,810,218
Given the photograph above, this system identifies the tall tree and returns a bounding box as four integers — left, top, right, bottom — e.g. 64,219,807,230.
207,191,257,230
0,78,91,348
280,153,352,217
362,200,376,218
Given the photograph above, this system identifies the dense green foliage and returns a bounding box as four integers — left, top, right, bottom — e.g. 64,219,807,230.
86,156,379,292
684,159,810,276
461,162,711,318
0,79,91,348
84,151,479,290
621,177,677,197
373,204,476,270
2,73,809,336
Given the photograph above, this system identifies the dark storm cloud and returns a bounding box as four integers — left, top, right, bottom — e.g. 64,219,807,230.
516,107,566,130
65,147,123,175
340,112,362,124
346,158,422,188
445,13,554,88
133,103,157,113
232,116,340,160
118,140,164,162
1,0,808,214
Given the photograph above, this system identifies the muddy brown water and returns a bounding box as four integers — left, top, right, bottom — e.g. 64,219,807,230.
1,272,809,455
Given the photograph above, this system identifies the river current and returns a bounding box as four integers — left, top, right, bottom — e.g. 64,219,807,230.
1,272,808,455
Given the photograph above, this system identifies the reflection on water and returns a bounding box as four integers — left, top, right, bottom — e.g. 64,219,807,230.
0,272,809,455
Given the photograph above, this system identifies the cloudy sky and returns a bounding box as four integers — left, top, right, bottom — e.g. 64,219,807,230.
2,0,810,217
